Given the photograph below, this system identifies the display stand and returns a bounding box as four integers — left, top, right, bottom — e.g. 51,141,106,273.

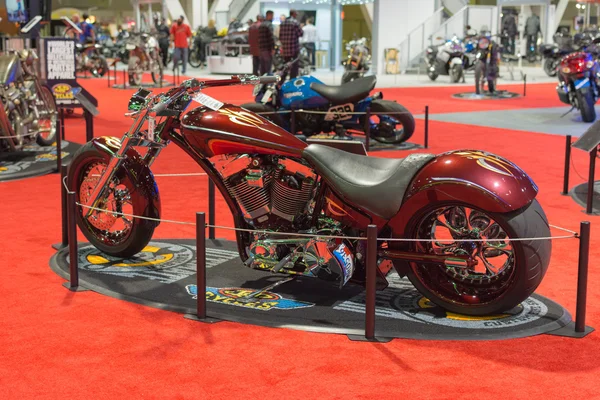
563,120,600,214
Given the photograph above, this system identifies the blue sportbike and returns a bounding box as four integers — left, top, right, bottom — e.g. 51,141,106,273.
242,64,415,144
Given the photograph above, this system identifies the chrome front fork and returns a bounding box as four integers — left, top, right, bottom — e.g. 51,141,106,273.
83,114,165,218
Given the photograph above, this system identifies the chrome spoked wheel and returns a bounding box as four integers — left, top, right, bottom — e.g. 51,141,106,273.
79,162,135,246
412,205,516,306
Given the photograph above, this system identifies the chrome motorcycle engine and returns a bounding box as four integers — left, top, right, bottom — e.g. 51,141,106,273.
212,154,358,286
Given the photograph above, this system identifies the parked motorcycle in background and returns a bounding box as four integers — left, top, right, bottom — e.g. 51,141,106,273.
125,33,163,86
342,38,371,84
244,60,415,144
75,42,109,77
426,37,469,83
0,50,57,152
556,50,599,122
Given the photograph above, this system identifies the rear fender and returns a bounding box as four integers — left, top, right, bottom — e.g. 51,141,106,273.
387,150,538,239
91,136,161,223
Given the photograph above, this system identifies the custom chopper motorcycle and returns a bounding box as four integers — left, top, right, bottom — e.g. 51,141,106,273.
125,32,164,86
242,61,414,144
67,75,552,316
556,50,599,122
0,50,57,152
426,36,474,83
342,37,371,84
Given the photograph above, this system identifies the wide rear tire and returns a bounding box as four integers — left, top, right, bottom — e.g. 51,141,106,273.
67,142,156,258
406,199,551,316
543,58,558,77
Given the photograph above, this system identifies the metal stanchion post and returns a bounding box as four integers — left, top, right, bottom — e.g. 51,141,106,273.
85,111,93,142
586,147,597,214
60,108,66,140
184,212,218,323
424,105,429,149
123,68,127,89
364,107,371,152
523,74,527,97
562,135,572,195
52,163,69,250
56,110,62,173
576,221,591,333
107,65,110,88
365,224,377,339
291,108,296,134
208,179,216,240
62,190,86,291
114,62,118,86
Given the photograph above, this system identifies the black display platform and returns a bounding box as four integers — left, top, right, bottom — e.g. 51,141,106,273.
50,239,571,341
452,90,520,100
570,181,600,215
0,141,80,182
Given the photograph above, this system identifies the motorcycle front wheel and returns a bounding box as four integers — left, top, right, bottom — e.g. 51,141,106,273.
91,56,109,77
151,59,164,84
342,70,360,84
128,57,142,86
189,48,202,68
577,89,596,123
543,58,558,77
427,68,439,81
35,85,58,147
406,199,551,316
367,100,415,144
67,142,156,258
450,64,463,83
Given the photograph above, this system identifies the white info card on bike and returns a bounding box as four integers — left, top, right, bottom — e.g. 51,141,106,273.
193,93,224,111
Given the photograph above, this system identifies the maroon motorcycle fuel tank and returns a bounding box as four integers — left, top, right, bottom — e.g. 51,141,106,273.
180,105,307,158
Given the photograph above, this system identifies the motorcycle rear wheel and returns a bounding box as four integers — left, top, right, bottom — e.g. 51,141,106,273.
406,199,551,316
577,89,596,123
67,142,156,258
35,85,58,147
367,100,415,144
189,48,202,68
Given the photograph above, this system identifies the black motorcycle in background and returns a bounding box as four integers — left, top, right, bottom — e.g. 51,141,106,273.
342,38,370,83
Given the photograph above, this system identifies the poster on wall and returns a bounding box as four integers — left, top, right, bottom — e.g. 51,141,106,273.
6,0,28,23
43,38,98,109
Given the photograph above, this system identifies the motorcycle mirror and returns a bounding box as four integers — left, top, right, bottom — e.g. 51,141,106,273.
21,16,42,34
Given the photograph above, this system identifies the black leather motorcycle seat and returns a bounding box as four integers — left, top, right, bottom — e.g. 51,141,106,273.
303,144,435,219
310,75,376,105
0,54,20,85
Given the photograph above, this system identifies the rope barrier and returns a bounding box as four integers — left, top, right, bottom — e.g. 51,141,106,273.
0,131,40,139
91,172,207,178
73,202,578,243
253,109,414,116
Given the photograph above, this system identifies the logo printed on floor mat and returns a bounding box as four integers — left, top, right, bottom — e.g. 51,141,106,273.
333,273,548,329
186,285,315,311
76,242,238,284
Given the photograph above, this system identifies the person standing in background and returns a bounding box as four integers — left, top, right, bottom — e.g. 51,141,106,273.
279,10,303,79
248,15,264,75
80,13,96,44
155,17,170,67
258,10,275,75
170,15,192,74
199,19,217,67
302,17,318,70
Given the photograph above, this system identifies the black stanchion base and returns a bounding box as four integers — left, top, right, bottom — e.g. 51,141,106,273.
183,314,222,324
452,90,521,100
52,243,67,250
569,182,600,215
347,335,393,343
61,282,90,292
545,321,595,338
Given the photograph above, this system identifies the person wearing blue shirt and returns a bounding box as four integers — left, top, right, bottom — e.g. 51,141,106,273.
79,13,96,44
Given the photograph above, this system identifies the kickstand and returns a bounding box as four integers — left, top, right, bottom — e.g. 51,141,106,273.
242,276,296,299
560,106,575,118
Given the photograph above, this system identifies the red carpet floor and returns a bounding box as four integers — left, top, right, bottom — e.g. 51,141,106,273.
1,78,599,399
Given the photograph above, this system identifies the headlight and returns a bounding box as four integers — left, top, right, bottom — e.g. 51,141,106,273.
562,67,571,74
586,61,595,69
253,84,264,97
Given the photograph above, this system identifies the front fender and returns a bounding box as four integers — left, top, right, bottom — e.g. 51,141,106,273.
388,150,537,237
91,136,161,223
